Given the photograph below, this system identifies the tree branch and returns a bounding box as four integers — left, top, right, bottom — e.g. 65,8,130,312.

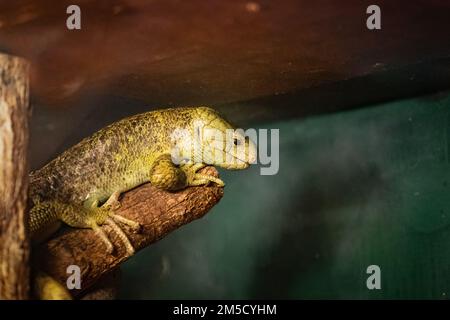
34,167,224,298
0,53,30,299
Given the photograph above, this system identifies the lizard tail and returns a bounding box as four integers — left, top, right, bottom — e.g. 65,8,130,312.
33,271,72,300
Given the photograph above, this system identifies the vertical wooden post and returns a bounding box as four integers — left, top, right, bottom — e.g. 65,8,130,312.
0,53,30,299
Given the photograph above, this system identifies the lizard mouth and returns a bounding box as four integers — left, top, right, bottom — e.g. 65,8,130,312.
209,145,251,169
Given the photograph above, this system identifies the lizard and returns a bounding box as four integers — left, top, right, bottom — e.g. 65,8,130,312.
29,106,257,299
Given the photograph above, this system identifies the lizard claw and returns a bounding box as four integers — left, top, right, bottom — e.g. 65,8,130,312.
102,191,122,211
91,224,114,254
109,213,142,233
105,218,135,256
182,163,225,187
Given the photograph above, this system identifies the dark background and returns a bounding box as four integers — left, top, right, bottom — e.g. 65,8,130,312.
1,0,450,298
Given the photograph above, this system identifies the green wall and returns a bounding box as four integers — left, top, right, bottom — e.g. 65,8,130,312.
120,92,450,299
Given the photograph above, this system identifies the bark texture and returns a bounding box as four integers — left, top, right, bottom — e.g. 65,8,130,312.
35,167,223,298
0,53,30,299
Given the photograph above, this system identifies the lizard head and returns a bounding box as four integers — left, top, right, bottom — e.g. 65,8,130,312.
170,107,257,170
201,118,257,170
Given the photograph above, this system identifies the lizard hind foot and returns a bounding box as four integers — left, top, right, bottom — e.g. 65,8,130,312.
109,212,142,232
101,191,122,211
91,223,114,254
105,217,135,256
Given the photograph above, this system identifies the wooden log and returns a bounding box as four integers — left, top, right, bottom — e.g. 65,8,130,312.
0,53,30,299
34,167,224,298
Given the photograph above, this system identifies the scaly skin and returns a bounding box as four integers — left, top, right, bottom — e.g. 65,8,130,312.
29,106,257,299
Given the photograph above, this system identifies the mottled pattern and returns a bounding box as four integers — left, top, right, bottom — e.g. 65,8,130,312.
28,106,255,237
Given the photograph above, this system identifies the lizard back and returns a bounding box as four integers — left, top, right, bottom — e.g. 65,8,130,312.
29,107,198,206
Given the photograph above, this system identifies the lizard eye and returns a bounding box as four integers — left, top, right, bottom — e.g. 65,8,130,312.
233,138,241,146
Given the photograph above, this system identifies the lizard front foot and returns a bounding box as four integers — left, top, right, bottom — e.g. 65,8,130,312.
182,162,225,187
149,154,224,190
